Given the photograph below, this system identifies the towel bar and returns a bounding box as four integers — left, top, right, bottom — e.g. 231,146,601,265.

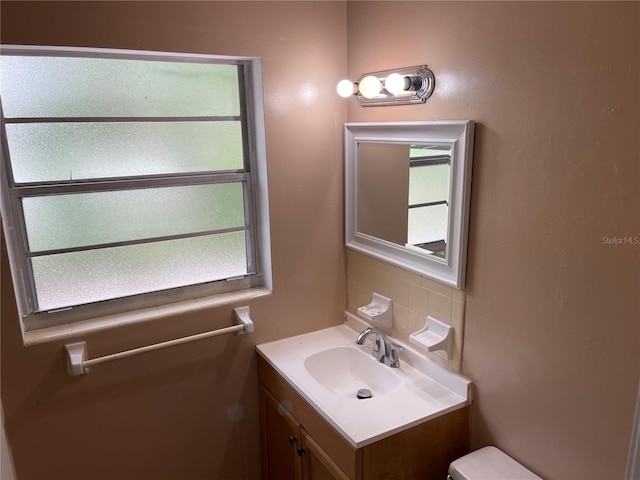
65,306,254,376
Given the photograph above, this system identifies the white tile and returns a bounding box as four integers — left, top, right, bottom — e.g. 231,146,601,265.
408,283,430,316
422,276,454,298
391,278,410,309
453,289,466,302
394,266,421,285
429,292,453,323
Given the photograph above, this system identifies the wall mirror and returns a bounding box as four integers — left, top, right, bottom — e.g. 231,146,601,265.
345,121,474,288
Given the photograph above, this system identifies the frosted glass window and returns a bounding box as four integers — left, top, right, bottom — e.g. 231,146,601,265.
6,121,243,183
408,164,450,205
408,204,448,245
1,56,239,118
23,183,245,252
0,46,269,329
32,233,248,312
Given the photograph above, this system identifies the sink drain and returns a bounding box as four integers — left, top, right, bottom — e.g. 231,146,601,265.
356,389,372,399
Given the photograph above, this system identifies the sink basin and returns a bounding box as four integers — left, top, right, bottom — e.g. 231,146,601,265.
256,313,471,448
304,346,402,397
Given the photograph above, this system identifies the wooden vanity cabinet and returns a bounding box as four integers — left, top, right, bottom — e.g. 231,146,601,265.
258,356,470,480
260,385,348,480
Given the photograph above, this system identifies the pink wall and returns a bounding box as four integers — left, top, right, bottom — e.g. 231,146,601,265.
0,2,346,478
2,2,639,479
346,2,639,479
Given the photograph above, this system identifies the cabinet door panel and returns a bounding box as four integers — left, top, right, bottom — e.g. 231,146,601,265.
301,428,350,480
258,357,362,478
260,385,303,480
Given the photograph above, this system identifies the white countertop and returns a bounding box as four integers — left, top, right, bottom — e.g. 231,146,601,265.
256,313,471,448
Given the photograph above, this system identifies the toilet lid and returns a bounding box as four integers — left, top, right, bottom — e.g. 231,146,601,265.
449,446,543,480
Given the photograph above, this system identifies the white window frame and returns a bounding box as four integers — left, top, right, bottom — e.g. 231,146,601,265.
0,45,272,340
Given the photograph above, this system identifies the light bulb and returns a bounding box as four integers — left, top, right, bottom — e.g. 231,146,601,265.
358,75,383,99
384,73,409,95
336,79,356,98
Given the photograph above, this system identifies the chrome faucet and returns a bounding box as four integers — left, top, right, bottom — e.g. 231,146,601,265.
356,327,402,368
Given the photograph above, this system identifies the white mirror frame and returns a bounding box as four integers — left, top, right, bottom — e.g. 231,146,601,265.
345,121,475,289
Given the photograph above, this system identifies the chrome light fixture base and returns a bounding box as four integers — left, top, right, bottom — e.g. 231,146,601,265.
355,65,435,106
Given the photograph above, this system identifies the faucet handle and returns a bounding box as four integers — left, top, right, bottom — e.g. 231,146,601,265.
384,341,403,368
372,336,383,354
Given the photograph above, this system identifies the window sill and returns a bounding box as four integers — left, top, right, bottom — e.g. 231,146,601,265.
22,287,271,346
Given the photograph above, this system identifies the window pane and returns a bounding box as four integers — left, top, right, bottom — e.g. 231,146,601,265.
407,204,448,245
23,183,245,252
6,121,243,183
408,164,450,206
1,56,239,118
31,232,248,312
409,164,450,205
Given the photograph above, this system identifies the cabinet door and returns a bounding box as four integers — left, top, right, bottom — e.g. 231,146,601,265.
301,428,350,480
260,385,303,480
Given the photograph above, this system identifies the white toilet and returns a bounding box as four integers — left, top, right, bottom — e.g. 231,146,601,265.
448,446,543,479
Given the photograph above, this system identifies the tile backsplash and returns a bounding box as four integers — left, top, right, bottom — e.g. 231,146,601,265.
346,249,465,371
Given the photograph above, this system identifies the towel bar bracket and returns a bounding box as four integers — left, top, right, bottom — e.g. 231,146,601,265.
234,306,254,334
66,341,88,376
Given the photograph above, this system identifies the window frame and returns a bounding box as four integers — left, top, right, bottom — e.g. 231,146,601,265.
0,45,272,334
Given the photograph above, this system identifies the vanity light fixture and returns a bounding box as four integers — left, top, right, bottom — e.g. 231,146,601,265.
336,65,435,106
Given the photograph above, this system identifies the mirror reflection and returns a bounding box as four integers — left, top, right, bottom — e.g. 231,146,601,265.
345,121,474,288
357,143,452,259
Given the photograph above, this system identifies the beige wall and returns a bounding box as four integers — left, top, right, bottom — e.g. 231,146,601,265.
0,2,346,479
346,2,639,479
